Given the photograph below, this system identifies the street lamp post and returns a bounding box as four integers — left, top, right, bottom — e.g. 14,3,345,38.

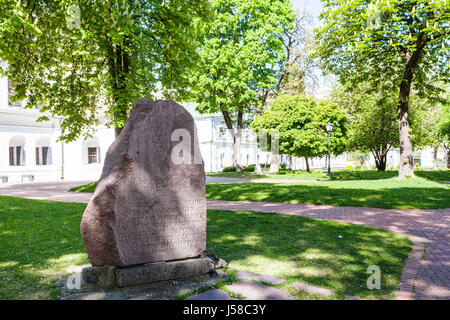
326,122,333,175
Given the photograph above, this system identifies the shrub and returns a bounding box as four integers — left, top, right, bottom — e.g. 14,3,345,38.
355,164,362,170
243,164,256,172
222,166,236,172
345,165,353,169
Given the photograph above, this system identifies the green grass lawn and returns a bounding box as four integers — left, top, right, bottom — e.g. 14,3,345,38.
70,181,97,193
71,170,450,209
207,169,450,182
0,195,411,300
206,177,450,209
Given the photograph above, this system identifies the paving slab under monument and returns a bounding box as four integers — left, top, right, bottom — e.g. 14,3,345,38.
226,280,293,300
185,289,237,300
58,269,230,300
292,282,333,296
235,272,286,285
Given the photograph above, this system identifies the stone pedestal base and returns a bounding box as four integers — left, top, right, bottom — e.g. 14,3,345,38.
82,253,227,289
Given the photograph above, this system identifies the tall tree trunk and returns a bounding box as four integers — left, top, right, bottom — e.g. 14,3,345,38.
398,88,414,178
233,134,243,172
372,150,387,171
107,39,130,138
433,145,439,170
287,154,292,170
398,40,425,178
444,144,449,169
304,156,310,172
222,110,243,172
269,154,279,173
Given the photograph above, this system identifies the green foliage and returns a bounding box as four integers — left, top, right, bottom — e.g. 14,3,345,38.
222,166,237,172
315,0,449,100
0,0,211,141
437,93,450,141
407,91,449,148
243,164,256,172
182,0,295,129
251,94,348,159
331,84,399,154
314,0,449,176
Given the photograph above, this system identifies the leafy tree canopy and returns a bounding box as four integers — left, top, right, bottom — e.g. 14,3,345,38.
314,0,449,178
251,94,348,160
182,0,296,130
315,0,449,99
0,0,210,141
437,91,450,140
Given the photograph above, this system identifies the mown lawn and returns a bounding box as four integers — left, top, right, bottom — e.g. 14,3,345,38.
207,169,450,182
72,170,450,209
0,195,412,300
206,177,450,209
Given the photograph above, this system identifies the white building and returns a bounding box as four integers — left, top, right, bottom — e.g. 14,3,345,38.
0,89,116,183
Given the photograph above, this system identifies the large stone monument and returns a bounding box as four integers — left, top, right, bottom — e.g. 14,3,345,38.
80,99,225,288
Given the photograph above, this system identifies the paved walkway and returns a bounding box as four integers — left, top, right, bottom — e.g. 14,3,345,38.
0,181,93,203
0,181,448,300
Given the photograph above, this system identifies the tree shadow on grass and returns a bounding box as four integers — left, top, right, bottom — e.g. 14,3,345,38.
0,196,88,299
207,210,412,299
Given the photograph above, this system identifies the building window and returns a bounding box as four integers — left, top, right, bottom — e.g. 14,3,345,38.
35,146,52,165
9,146,24,166
35,137,52,165
82,137,100,165
9,136,25,166
88,147,98,164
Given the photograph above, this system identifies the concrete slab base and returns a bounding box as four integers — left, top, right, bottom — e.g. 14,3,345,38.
185,289,237,300
82,257,215,288
58,269,230,300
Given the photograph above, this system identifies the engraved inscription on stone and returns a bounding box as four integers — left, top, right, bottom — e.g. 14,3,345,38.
80,99,207,267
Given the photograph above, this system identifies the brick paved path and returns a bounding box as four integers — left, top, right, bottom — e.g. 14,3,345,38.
208,200,450,300
0,181,448,299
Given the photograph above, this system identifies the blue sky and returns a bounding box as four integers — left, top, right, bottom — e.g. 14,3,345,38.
291,0,324,20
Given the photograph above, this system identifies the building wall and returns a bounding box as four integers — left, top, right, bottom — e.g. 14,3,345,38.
0,107,115,183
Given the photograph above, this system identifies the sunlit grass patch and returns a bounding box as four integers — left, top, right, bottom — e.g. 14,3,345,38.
207,210,412,299
206,177,450,209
